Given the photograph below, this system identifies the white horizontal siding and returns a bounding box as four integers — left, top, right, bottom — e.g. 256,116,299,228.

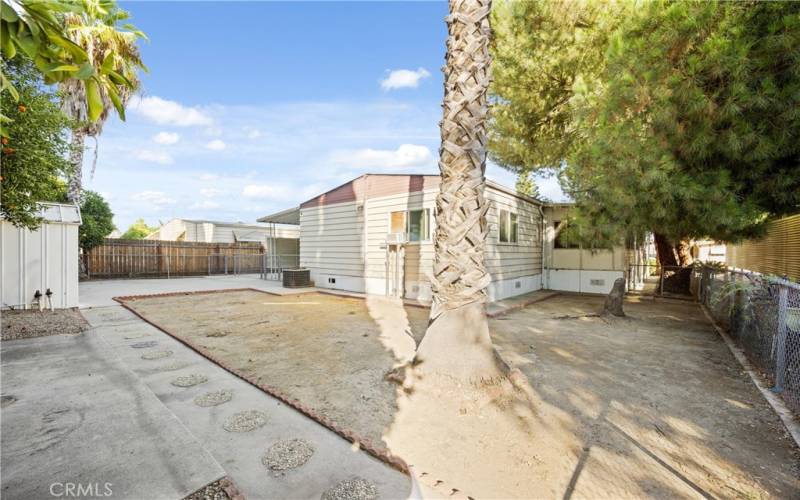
299,201,364,278
364,190,437,281
485,186,543,281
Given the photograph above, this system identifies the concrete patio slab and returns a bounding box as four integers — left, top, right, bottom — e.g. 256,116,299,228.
0,331,225,500
81,305,412,500
80,274,318,309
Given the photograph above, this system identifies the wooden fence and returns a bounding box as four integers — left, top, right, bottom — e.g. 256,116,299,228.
84,239,265,279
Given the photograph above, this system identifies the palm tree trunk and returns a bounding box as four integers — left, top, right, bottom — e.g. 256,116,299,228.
414,0,504,381
67,128,86,203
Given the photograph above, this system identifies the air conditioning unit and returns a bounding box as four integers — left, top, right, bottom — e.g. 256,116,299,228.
283,268,311,288
386,233,407,245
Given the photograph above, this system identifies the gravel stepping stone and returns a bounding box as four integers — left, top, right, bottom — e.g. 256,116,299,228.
262,438,314,474
141,350,173,360
223,410,268,432
321,477,379,500
171,374,208,387
194,389,233,407
130,341,158,349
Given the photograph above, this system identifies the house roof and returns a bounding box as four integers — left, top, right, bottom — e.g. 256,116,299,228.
257,207,300,225
260,173,565,223
298,173,550,208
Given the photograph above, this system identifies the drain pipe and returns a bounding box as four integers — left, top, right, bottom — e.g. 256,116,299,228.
537,205,547,289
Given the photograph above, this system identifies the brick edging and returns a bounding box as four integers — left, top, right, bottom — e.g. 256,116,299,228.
219,475,246,500
113,292,412,476
113,287,281,302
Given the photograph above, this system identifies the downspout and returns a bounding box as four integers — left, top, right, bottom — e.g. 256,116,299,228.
537,204,547,290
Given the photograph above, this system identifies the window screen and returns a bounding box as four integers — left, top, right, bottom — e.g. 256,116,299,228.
407,209,430,242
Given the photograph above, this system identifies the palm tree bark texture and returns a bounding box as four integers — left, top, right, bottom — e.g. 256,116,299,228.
414,0,508,382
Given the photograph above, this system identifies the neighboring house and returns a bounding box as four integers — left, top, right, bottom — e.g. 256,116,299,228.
260,174,647,301
146,218,299,256
689,239,726,263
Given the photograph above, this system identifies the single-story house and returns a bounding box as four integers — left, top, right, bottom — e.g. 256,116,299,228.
260,174,648,301
146,218,299,256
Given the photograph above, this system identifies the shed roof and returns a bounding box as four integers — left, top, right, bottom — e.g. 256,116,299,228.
39,203,82,225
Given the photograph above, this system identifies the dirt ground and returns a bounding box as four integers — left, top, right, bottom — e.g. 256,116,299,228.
123,290,800,499
1,308,88,341
121,290,430,452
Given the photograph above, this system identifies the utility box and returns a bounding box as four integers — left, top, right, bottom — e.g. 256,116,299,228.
1,203,82,309
283,268,311,288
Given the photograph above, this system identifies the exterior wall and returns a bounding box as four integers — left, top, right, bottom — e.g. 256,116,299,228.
299,201,365,291
363,189,437,301
1,220,80,309
147,219,298,245
484,185,544,300
542,205,628,294
147,219,187,241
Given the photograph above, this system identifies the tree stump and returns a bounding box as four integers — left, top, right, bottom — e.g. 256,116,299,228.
604,278,626,317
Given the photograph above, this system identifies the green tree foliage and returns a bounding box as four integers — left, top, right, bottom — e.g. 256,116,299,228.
490,0,800,247
121,218,155,240
515,172,543,200
78,190,114,250
0,0,142,135
490,0,624,171
0,57,72,228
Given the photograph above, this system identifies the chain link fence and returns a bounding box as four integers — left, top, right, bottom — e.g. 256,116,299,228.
692,265,800,415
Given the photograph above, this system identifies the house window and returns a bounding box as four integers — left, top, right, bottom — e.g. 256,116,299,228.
499,210,518,243
391,209,431,242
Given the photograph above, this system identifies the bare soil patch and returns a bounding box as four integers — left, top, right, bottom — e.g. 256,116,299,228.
122,290,800,498
1,308,88,341
121,290,428,450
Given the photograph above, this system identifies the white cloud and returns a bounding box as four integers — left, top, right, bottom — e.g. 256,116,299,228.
190,200,221,210
136,149,174,165
205,139,226,151
152,131,180,145
131,191,176,206
242,184,286,199
381,68,431,90
199,173,219,181
200,188,223,198
243,126,262,139
129,96,213,127
331,144,433,170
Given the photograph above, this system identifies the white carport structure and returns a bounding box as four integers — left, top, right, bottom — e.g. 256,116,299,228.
257,207,300,280
1,203,82,309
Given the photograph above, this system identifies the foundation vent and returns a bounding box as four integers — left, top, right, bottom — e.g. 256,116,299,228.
590,279,605,286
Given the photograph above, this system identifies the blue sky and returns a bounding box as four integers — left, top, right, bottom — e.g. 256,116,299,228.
89,1,564,231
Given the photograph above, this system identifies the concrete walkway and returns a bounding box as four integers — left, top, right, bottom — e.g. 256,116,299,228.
80,300,411,498
1,330,225,500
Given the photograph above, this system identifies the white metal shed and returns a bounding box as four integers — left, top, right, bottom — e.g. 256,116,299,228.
1,203,82,309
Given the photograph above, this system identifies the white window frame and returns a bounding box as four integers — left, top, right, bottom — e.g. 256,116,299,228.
499,209,518,244
389,208,432,244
